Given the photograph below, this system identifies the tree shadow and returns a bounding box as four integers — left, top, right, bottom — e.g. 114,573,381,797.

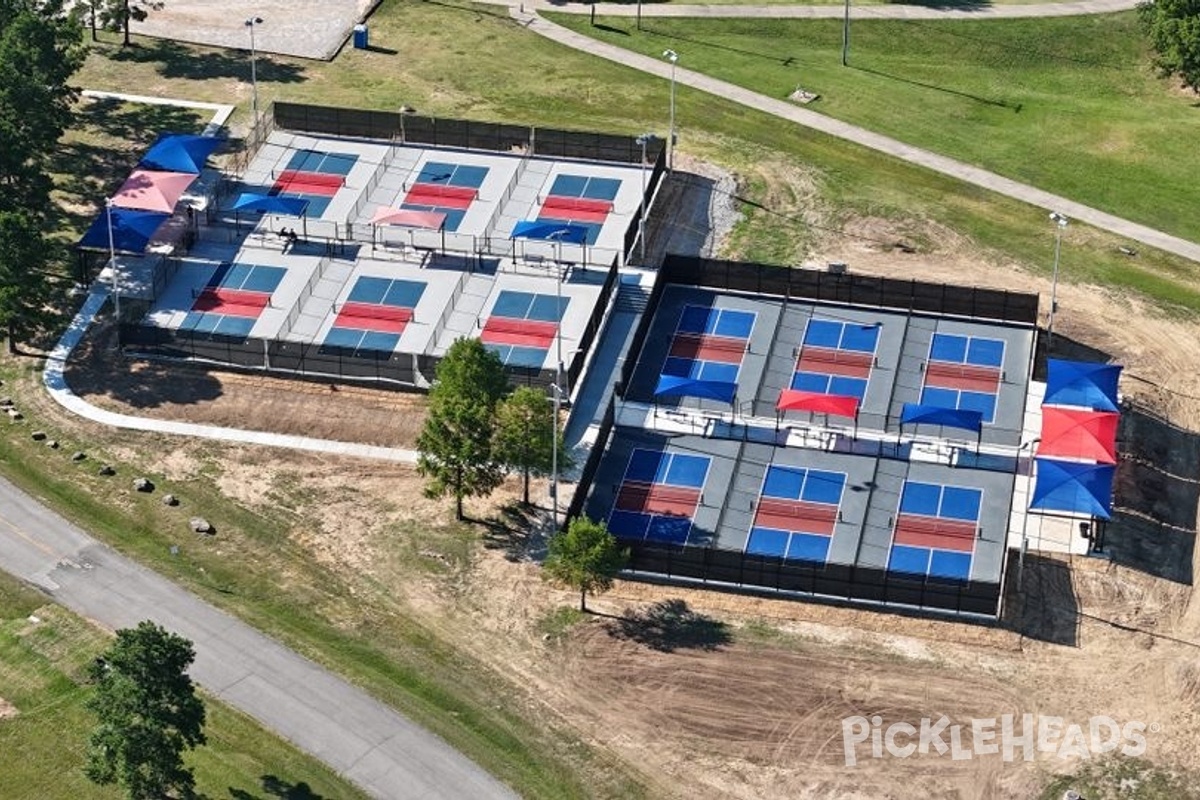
886,0,991,9
642,26,804,66
477,501,547,562
852,64,1021,111
106,38,305,84
48,98,213,241
605,599,731,652
64,325,224,409
227,775,326,799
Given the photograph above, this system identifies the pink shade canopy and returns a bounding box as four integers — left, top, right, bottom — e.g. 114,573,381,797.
370,207,447,229
111,169,197,213
1037,406,1119,465
776,389,860,420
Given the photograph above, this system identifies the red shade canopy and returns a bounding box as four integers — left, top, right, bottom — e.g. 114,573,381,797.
370,207,446,229
776,389,859,420
1037,406,1119,464
111,169,197,213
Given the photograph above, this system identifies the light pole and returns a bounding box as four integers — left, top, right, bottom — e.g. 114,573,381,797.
245,17,263,125
1047,212,1068,354
1017,437,1040,589
662,50,678,170
842,0,851,66
105,198,120,325
635,133,656,264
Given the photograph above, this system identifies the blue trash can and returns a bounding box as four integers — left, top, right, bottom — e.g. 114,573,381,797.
353,24,368,49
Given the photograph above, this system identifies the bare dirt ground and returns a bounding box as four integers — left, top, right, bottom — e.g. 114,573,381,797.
30,160,1200,798
0,697,16,720
64,322,427,448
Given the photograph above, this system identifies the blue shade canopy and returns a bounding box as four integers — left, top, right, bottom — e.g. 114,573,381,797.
78,207,171,253
138,134,223,174
899,403,983,434
1030,458,1115,520
510,221,589,244
231,193,310,216
654,375,737,404
1044,359,1122,412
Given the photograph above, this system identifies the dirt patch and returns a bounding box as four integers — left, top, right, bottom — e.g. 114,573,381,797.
0,697,17,720
64,322,427,448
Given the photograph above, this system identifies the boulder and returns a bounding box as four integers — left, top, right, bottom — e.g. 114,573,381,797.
72,451,87,462
7,409,22,421
189,517,214,535
45,440,58,449
133,477,154,493
0,396,11,407
30,431,46,441
97,464,115,476
162,494,178,507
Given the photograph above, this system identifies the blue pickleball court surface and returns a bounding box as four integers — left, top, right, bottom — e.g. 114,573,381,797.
803,320,880,353
286,149,359,176
898,482,982,522
622,449,710,488
929,333,1005,368
761,466,845,505
347,277,426,308
548,174,621,201
416,162,489,189
675,306,756,339
322,328,401,354
490,290,569,322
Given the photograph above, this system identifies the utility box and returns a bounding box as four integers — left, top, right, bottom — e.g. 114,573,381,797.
352,24,368,50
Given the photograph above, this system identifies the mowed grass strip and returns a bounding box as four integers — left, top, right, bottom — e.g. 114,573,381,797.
548,12,1200,245
0,573,369,800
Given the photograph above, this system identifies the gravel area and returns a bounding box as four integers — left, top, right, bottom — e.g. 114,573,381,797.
130,0,383,60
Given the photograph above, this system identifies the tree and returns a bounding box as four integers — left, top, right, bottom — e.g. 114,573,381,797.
0,0,84,349
85,621,207,800
417,338,510,520
543,517,628,612
92,0,164,47
493,385,571,506
1139,0,1200,93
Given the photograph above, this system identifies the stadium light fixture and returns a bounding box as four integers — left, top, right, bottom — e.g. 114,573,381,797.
245,17,264,123
662,50,678,170
1047,212,1069,353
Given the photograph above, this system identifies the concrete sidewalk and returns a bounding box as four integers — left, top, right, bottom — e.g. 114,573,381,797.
502,0,1138,17
514,9,1200,265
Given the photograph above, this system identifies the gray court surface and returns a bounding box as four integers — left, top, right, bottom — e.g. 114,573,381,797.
624,285,1034,447
583,283,1037,594
138,130,653,373
584,427,1014,585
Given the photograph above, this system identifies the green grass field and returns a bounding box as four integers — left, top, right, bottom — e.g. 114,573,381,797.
0,572,368,800
548,12,1200,246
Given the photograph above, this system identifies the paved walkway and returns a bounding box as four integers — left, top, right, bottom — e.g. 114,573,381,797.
514,9,1200,264
0,474,514,800
501,0,1138,17
44,287,418,463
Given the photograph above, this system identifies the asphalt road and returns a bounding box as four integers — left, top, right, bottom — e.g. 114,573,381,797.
0,474,516,800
